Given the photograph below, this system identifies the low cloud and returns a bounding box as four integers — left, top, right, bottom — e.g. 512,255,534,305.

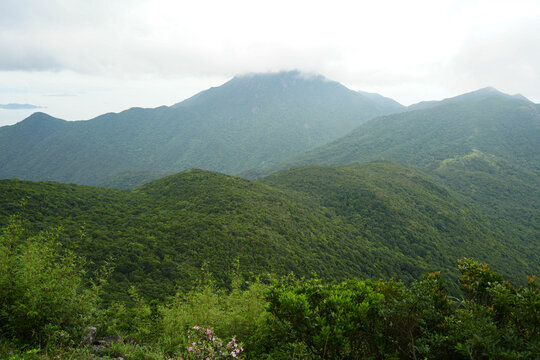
444,19,540,100
1,0,539,110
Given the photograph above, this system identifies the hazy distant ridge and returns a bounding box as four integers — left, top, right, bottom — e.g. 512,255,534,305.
0,71,404,185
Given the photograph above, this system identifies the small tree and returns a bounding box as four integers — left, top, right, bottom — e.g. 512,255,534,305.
0,214,99,347
450,258,540,359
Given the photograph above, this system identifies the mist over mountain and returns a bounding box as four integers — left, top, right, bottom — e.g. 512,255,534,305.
246,87,539,175
1,74,538,287
0,71,403,186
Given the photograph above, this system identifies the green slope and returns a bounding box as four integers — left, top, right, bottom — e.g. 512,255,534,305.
244,89,540,255
245,89,539,175
0,71,404,186
259,162,538,282
1,163,536,302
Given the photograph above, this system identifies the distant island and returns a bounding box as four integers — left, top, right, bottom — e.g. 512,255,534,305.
0,103,43,110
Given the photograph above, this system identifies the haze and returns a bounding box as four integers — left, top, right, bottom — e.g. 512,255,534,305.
1,0,540,126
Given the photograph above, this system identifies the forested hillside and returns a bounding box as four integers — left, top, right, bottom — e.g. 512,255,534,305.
245,89,540,259
1,86,539,359
1,162,535,303
246,88,539,175
259,162,538,280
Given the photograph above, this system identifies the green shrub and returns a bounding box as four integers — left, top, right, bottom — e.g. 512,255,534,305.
100,286,161,344
0,214,99,347
266,277,389,359
160,267,269,357
265,263,539,359
449,259,540,359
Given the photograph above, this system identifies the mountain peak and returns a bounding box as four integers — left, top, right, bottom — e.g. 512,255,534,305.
407,87,532,111
173,70,332,107
25,112,56,120
454,87,506,100
475,86,500,93
17,112,66,127
449,87,531,103
173,70,398,112
221,70,335,93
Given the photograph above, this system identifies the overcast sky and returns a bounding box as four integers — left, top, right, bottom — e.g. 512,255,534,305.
1,0,540,126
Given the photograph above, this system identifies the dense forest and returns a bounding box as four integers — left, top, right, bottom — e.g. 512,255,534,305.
245,88,540,268
1,74,539,359
1,214,539,359
1,162,539,358
1,162,536,303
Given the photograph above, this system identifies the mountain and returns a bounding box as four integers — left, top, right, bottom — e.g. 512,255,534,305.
357,90,404,109
96,170,171,190
242,89,540,258
406,87,532,111
1,162,534,301
245,88,539,175
0,71,404,186
258,162,538,282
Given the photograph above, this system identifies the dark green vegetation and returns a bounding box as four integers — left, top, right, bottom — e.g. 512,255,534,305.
1,76,539,358
246,88,539,176
1,162,537,307
259,162,538,284
0,71,403,186
2,218,538,359
265,260,539,359
245,88,540,268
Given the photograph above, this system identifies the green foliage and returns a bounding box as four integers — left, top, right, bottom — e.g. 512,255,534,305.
0,161,536,304
457,258,506,305
0,214,99,347
259,162,538,285
449,259,540,359
266,261,539,360
247,91,540,280
0,252,537,359
160,268,269,358
100,286,161,344
265,274,453,359
266,277,386,359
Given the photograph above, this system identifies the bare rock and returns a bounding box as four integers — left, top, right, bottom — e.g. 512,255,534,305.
83,326,97,345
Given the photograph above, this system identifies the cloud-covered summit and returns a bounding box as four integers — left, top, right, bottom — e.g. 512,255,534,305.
0,0,539,126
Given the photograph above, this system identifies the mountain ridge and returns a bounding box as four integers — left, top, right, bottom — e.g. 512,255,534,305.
1,162,536,301
239,91,539,267
0,71,404,186
244,89,539,178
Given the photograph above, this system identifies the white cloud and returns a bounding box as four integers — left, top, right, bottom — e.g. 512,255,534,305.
446,18,540,98
0,0,539,125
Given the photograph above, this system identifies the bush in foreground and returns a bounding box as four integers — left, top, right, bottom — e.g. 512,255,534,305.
0,214,100,348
